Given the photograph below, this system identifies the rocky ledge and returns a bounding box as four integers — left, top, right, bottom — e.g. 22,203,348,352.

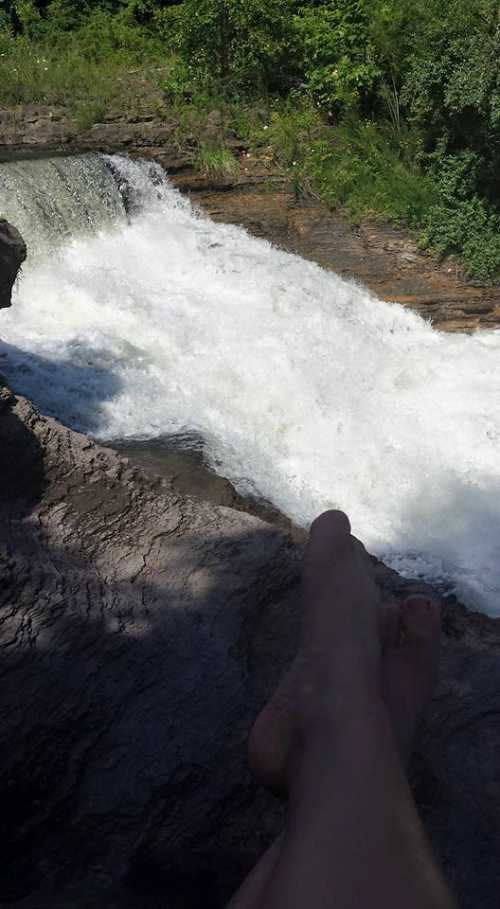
2,102,500,332
0,218,26,309
2,386,500,909
1,222,500,908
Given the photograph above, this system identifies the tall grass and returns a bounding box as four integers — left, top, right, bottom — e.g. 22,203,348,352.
0,12,167,118
194,142,239,179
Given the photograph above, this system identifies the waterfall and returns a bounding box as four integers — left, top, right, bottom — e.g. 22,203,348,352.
0,154,129,257
1,153,500,613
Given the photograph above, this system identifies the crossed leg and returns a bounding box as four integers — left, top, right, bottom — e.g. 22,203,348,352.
229,511,456,909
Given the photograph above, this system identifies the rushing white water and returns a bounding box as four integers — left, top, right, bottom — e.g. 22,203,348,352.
1,154,500,613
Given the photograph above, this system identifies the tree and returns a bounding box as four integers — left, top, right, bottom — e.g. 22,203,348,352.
175,0,298,93
296,0,380,114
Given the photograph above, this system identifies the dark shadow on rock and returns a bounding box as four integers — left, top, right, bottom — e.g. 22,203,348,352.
110,436,306,543
2,521,500,908
0,392,45,509
0,339,124,435
1,402,500,909
0,520,298,907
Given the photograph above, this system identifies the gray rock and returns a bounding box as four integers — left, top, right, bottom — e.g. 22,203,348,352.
0,218,26,308
1,391,500,908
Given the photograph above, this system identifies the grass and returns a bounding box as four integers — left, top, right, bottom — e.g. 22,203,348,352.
0,19,170,125
304,118,436,228
243,106,500,280
194,142,239,179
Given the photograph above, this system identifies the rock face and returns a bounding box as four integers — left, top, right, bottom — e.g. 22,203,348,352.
1,388,500,908
0,218,26,308
0,104,179,161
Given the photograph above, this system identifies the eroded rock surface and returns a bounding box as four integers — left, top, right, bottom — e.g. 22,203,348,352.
1,389,500,908
0,218,26,309
0,103,178,162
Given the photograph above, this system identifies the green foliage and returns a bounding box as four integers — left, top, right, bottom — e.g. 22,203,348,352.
173,0,298,92
296,1,380,114
253,97,323,167
13,0,43,38
372,1,500,194
72,97,106,130
420,196,500,281
417,150,500,279
194,141,239,178
0,0,168,110
259,108,434,225
1,0,500,280
160,56,197,101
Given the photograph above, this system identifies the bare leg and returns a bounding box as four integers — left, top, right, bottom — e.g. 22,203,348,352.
230,512,455,909
248,592,439,793
230,595,440,909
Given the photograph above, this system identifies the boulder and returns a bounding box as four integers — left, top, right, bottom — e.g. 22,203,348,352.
0,218,26,309
1,389,500,908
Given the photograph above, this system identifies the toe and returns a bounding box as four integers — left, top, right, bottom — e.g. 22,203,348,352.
303,510,355,592
309,510,352,538
305,509,354,566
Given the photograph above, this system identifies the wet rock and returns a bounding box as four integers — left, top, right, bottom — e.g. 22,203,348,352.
0,218,26,308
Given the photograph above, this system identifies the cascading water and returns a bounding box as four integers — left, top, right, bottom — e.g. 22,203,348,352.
0,154,126,256
1,153,500,613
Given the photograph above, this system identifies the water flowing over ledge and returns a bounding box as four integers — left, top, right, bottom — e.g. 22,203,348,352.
1,153,500,613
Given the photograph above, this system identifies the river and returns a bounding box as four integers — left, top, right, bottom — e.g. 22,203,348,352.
1,153,500,613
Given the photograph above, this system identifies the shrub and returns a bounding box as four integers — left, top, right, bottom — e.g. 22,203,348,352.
173,0,299,93
296,0,380,115
306,118,434,225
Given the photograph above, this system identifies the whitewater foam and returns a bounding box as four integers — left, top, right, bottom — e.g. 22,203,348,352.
1,154,500,613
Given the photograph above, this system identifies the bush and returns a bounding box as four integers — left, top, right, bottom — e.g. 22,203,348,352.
0,1,167,109
173,0,299,93
307,118,434,225
1,0,500,282
372,0,500,200
296,0,380,115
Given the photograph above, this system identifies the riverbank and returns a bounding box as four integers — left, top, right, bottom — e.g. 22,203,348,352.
2,103,500,333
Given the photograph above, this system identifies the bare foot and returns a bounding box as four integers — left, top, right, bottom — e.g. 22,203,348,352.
248,512,440,794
